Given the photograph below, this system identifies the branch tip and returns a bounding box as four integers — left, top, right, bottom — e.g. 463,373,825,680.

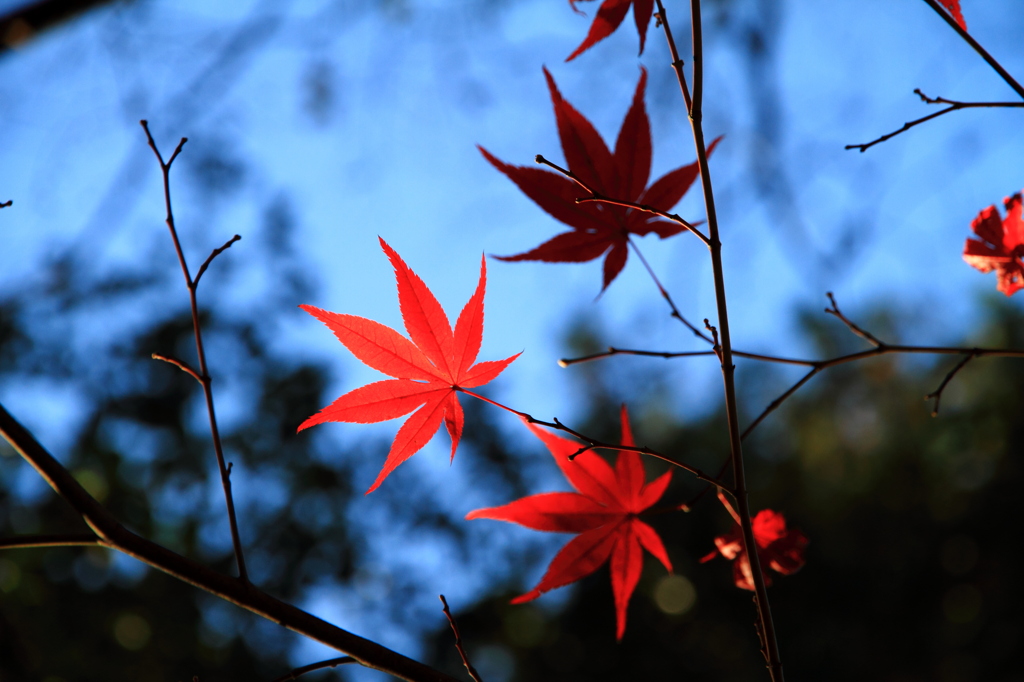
440,595,484,682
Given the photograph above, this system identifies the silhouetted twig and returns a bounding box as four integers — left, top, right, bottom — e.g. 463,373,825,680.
151,353,203,384
440,596,484,682
270,657,357,682
921,0,1024,101
926,352,977,416
535,154,708,246
195,234,242,287
453,388,729,489
0,533,100,550
140,120,248,583
846,90,1024,152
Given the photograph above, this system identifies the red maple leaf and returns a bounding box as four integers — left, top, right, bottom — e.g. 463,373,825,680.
963,192,1024,296
701,507,808,591
298,238,519,494
937,0,966,31
480,67,718,292
467,405,672,639
566,0,654,61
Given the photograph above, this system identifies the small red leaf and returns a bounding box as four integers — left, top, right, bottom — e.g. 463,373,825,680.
380,238,455,379
452,255,486,377
566,0,635,62
632,0,654,54
442,392,464,463
300,243,517,493
703,507,809,591
545,67,616,194
483,71,716,290
510,524,620,603
459,353,521,388
614,67,651,202
478,147,609,234
469,406,672,638
963,193,1024,296
938,0,966,30
465,492,615,532
494,230,614,265
296,379,440,431
601,242,629,293
610,525,643,640
299,306,438,382
368,392,449,494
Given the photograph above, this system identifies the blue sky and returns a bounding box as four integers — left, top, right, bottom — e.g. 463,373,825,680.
2,0,1023,674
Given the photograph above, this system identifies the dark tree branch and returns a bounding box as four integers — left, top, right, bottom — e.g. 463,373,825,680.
626,236,715,343
0,401,461,682
194,235,242,288
921,0,1024,101
151,353,203,384
0,200,11,208
0,533,100,550
454,389,729,489
926,352,977,416
657,0,785,678
0,0,113,51
824,292,882,346
140,120,248,583
846,90,1024,152
440,595,484,682
270,657,358,682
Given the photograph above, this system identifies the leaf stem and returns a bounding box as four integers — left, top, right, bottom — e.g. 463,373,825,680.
454,388,728,488
535,154,710,246
625,236,714,342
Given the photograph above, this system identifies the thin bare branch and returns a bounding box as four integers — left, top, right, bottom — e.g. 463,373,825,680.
626,236,714,342
535,154,710,246
926,352,976,416
440,596,484,682
653,1,693,114
454,388,728,488
742,369,820,441
921,0,1024,101
825,292,883,346
0,533,101,550
151,353,203,384
0,200,11,208
194,234,242,288
528,154,715,340
270,657,357,682
0,401,460,682
558,347,716,367
141,121,248,583
662,0,786,677
845,90,1024,152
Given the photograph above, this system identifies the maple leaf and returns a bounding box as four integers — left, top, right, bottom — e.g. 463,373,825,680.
566,0,655,61
480,67,718,292
467,405,672,639
297,238,519,494
937,0,966,31
963,192,1024,296
701,508,808,591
